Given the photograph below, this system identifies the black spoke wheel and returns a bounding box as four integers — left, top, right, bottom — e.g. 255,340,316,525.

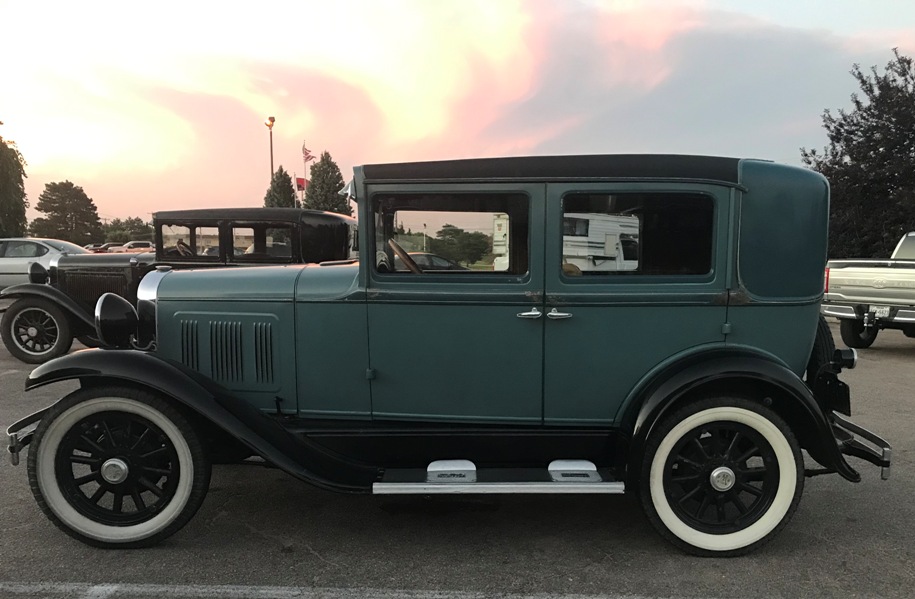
640,396,803,557
54,411,181,526
663,422,779,534
28,386,211,548
0,298,73,363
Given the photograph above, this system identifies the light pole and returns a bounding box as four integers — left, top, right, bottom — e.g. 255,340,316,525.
265,116,276,179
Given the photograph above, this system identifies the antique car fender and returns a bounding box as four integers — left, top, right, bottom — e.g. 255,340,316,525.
0,283,95,330
622,349,861,483
23,349,380,493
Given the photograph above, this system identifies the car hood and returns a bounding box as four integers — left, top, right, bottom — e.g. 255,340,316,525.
155,262,360,302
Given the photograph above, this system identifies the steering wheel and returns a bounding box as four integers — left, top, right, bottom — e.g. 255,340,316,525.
387,239,422,274
176,240,193,257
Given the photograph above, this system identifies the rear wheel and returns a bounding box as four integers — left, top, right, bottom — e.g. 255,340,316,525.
839,319,878,348
0,298,73,363
27,386,211,548
640,396,803,556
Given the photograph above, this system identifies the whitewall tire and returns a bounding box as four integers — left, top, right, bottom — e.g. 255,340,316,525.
27,386,211,548
640,397,804,556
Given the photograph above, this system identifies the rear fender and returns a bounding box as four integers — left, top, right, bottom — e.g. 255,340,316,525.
1,284,95,331
25,350,378,492
622,350,860,484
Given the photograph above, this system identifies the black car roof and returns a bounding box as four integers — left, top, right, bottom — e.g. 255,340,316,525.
152,207,355,223
361,154,742,184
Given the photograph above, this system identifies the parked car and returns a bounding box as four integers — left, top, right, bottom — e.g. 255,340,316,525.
0,238,87,292
6,155,889,556
90,243,123,253
822,232,915,348
393,252,468,271
109,240,154,253
83,243,105,252
0,208,357,363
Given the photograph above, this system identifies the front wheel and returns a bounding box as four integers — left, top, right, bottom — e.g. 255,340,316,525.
640,397,803,557
0,298,73,363
27,386,211,548
839,319,878,348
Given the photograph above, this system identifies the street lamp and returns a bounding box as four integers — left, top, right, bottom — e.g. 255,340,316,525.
264,116,276,178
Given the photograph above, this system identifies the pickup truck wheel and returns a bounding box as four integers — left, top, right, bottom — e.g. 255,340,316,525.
27,386,211,548
0,298,73,363
839,319,878,349
804,315,835,387
640,397,803,557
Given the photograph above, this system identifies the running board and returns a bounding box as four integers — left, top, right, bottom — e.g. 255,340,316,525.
373,459,625,495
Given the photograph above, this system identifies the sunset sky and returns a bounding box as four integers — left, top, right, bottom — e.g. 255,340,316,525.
2,0,913,223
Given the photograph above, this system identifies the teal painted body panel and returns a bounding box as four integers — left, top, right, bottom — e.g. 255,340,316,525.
724,303,822,375
542,182,731,424
295,301,371,418
157,264,305,301
737,160,829,301
156,301,298,413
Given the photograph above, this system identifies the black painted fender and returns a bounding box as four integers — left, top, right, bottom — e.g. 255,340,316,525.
621,349,860,483
0,284,95,331
25,349,379,493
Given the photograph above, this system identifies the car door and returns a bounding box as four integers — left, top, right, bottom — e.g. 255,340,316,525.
366,183,545,424
542,183,733,425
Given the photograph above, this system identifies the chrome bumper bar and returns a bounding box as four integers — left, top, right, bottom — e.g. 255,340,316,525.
832,412,892,480
6,408,49,466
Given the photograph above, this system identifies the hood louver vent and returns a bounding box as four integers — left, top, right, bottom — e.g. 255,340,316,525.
254,322,274,384
180,320,199,370
210,321,243,383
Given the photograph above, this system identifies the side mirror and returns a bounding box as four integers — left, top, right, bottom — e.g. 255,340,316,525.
94,293,138,349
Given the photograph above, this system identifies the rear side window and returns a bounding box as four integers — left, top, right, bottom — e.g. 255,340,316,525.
560,192,714,277
232,224,295,262
3,241,48,258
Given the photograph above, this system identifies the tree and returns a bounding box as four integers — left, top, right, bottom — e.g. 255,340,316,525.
102,217,153,243
29,181,103,245
263,166,298,209
429,224,490,265
801,49,915,258
304,151,351,216
0,126,29,237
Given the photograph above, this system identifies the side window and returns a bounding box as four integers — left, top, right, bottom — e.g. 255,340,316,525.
5,241,46,258
372,193,529,275
561,192,713,276
160,225,220,260
232,224,294,261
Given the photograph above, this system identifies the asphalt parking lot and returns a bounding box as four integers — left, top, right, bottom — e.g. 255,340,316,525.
0,319,913,599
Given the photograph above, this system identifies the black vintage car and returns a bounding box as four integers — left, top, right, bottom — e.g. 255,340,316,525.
0,208,357,363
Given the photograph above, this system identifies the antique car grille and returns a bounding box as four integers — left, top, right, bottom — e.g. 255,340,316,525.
58,272,129,310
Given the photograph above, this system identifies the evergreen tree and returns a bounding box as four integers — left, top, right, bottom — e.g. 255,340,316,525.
102,217,153,243
29,181,103,245
802,49,915,258
304,151,351,216
0,126,29,237
263,166,298,209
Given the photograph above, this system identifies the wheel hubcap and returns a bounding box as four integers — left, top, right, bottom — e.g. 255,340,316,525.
101,458,130,484
709,466,736,492
27,326,39,338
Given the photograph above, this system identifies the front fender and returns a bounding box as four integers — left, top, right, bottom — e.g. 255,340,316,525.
25,349,379,493
1,284,95,330
622,350,861,483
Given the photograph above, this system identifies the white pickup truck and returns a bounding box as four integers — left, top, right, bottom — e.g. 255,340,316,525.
823,232,915,347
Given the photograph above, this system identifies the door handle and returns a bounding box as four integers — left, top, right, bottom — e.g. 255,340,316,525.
547,308,573,320
516,308,542,319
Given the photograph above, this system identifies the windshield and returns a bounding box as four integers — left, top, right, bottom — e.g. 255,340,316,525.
42,240,89,254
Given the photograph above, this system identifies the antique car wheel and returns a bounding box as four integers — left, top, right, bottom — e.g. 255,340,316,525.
839,319,878,349
76,335,102,348
27,386,211,548
804,315,836,387
0,298,73,364
640,397,803,557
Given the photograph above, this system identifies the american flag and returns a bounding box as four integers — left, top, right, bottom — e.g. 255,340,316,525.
302,143,315,163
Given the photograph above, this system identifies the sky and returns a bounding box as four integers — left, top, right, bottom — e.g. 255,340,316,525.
1,0,913,224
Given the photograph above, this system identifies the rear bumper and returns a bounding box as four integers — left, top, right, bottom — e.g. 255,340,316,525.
831,411,891,480
822,302,915,325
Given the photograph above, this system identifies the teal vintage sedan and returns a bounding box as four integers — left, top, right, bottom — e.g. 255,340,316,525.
7,155,890,556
